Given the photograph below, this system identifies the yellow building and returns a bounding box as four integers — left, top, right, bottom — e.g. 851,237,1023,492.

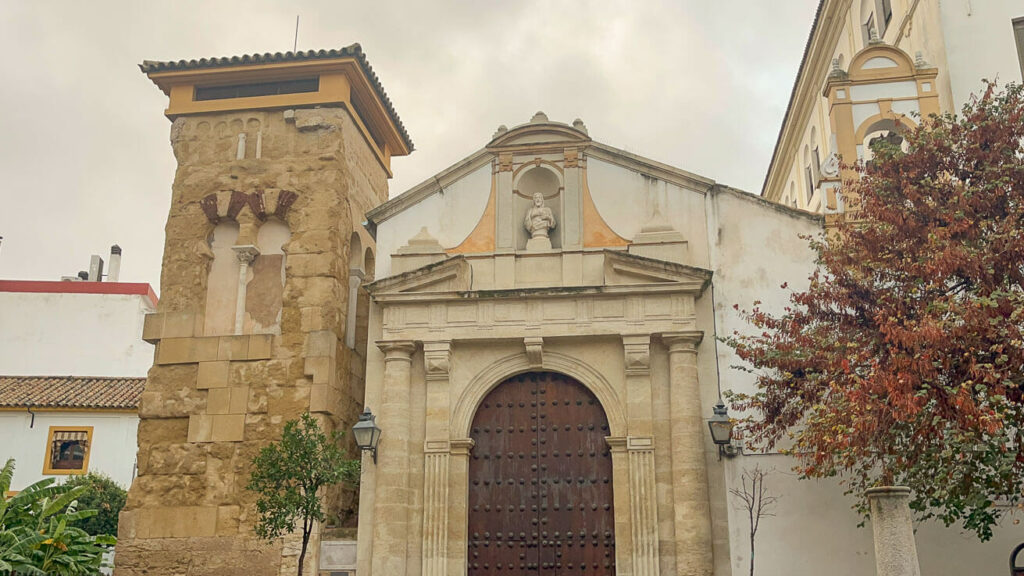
763,0,1024,212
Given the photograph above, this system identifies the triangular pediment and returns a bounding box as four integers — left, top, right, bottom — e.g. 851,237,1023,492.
365,255,471,295
602,250,711,293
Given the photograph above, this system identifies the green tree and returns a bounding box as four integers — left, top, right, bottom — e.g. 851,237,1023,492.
60,473,127,537
726,82,1024,540
247,413,360,576
0,458,115,576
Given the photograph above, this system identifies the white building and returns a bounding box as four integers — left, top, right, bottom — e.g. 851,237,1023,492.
352,114,1021,576
0,266,156,491
763,0,1024,211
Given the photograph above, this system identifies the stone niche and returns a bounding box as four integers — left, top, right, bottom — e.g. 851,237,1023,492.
514,164,563,250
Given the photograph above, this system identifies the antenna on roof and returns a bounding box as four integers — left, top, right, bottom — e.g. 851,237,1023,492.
293,15,300,53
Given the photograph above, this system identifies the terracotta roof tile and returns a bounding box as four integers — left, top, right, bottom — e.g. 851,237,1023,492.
0,376,145,410
139,44,413,152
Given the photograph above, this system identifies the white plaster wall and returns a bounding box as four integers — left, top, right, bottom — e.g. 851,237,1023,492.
940,0,1024,109
708,188,1022,575
0,411,139,490
0,292,155,377
586,158,710,267
376,163,492,279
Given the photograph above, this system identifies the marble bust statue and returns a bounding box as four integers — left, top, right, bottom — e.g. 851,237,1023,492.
523,192,556,250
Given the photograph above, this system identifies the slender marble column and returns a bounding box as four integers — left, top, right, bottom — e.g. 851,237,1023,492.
371,340,416,576
345,270,364,349
663,331,713,576
231,245,259,335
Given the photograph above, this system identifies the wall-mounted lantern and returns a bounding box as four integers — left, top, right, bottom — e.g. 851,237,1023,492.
708,401,738,459
1011,542,1024,575
352,407,381,464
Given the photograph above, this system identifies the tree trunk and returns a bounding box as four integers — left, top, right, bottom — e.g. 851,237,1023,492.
750,531,755,576
298,520,311,576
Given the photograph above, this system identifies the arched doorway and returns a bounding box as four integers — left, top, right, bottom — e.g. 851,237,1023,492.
468,371,615,575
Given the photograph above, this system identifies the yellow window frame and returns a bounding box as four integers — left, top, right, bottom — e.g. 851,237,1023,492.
42,426,94,475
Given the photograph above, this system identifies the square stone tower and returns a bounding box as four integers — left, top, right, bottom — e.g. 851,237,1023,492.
115,46,412,576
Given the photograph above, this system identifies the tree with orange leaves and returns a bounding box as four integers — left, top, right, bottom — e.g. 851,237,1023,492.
725,82,1024,540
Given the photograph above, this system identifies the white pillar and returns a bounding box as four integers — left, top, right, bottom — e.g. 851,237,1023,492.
371,340,416,576
345,270,364,349
663,331,713,576
232,245,259,335
866,487,921,576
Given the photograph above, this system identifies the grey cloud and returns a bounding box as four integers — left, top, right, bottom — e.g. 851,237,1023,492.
0,0,818,288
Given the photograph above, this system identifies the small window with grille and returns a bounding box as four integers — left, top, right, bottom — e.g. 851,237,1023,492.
43,426,93,475
194,77,319,101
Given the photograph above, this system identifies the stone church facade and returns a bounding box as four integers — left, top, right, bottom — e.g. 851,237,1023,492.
355,112,820,576
117,44,1019,576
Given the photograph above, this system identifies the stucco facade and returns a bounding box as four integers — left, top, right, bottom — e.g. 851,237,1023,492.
763,0,1024,212
0,281,155,490
357,115,816,576
355,114,1022,576
0,282,157,378
1,411,139,490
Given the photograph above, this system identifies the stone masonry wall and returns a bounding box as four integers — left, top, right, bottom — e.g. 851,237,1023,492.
114,105,388,576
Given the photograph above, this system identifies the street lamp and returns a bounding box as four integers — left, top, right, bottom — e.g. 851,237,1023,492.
708,401,737,459
352,407,381,464
1011,542,1024,576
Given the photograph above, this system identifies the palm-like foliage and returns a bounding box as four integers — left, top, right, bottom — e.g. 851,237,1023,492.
0,459,115,576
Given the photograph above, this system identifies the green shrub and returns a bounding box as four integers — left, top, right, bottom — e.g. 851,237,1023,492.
60,473,127,537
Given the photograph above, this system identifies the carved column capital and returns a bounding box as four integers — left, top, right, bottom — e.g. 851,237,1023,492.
662,330,703,354
524,337,544,367
423,340,451,381
232,244,260,265
621,334,651,376
378,340,416,362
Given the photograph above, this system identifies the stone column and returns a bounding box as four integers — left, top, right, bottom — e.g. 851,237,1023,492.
371,340,416,576
421,341,452,576
232,245,260,334
663,331,713,576
626,436,660,576
606,437,635,576
866,487,921,576
447,438,475,576
345,269,364,349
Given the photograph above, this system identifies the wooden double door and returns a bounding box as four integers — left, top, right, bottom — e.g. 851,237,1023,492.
468,372,615,575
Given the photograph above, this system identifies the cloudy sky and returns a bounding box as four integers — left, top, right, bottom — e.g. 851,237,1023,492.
0,0,818,288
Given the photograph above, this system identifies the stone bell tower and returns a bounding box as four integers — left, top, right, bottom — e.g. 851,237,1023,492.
114,46,412,576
